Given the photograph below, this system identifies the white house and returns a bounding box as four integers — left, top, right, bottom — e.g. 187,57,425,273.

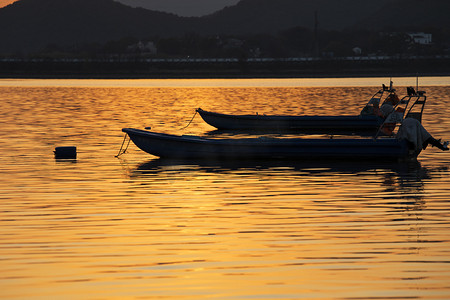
408,32,432,45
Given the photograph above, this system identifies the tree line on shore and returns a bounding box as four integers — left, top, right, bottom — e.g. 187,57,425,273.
4,26,449,61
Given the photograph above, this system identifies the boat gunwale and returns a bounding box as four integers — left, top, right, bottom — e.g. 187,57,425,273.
122,128,406,148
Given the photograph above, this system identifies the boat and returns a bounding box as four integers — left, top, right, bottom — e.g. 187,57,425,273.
121,128,416,161
119,86,435,161
197,108,384,133
196,83,399,133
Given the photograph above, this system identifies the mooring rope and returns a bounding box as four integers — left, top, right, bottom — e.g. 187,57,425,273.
116,110,197,157
180,110,198,130
115,133,131,157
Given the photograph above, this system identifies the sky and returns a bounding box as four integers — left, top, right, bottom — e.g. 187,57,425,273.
0,0,241,16
0,0,16,8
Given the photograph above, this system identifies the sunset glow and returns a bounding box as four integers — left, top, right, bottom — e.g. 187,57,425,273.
0,77,450,299
0,0,449,296
0,0,17,8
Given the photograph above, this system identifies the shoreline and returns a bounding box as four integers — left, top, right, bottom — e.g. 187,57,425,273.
1,57,449,79
2,70,449,80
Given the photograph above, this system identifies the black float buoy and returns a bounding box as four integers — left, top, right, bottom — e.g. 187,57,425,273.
54,146,77,159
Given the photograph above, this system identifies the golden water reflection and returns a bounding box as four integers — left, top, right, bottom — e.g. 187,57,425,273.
1,79,450,299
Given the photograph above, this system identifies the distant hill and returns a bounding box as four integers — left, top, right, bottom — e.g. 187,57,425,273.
0,0,448,53
353,0,450,30
202,0,394,34
116,0,240,17
205,0,450,33
0,0,188,52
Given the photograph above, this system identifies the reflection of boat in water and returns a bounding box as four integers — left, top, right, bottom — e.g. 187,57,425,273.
132,157,424,174
196,83,395,133
126,158,448,207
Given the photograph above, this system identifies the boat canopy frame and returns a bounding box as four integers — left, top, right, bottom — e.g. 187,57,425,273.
360,81,397,115
375,86,427,138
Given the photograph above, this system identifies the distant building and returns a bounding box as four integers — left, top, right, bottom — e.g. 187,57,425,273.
408,32,432,45
352,47,362,55
127,41,157,55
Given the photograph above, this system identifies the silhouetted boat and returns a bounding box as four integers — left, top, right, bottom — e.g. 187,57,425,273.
196,83,399,133
197,108,384,133
120,85,432,162
122,128,416,161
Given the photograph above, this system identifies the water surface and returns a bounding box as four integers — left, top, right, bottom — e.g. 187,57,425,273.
1,77,450,299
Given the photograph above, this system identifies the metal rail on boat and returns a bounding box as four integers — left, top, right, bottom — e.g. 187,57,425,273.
376,86,427,138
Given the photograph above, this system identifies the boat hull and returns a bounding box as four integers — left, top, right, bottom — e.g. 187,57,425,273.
122,128,413,161
197,108,384,133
